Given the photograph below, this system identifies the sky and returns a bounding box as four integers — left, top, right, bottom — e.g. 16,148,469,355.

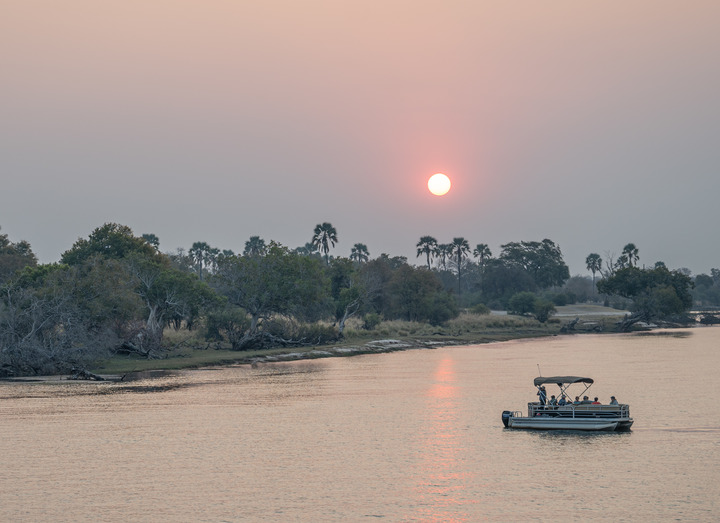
2,1,719,276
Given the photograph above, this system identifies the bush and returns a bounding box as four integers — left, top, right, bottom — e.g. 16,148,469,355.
533,300,556,323
205,306,249,349
508,292,537,315
470,303,491,315
363,313,382,330
423,291,459,325
551,293,568,306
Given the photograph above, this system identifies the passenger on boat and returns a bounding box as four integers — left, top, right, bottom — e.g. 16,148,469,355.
537,386,547,405
592,397,601,404
558,396,567,406
582,395,592,404
549,395,557,406
573,396,581,405
610,396,619,405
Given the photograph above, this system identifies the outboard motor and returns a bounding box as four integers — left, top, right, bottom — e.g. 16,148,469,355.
502,410,513,428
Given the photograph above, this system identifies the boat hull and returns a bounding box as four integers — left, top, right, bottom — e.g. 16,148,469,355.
507,417,621,431
502,409,634,431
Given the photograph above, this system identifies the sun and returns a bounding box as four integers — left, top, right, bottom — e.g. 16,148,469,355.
428,173,451,196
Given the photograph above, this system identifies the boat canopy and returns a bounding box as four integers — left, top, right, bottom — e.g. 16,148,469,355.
533,376,594,386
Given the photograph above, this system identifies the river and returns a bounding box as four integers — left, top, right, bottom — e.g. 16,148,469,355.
1,327,718,522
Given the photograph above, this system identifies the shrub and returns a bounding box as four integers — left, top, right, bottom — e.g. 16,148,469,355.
363,313,382,330
551,293,568,306
508,292,537,315
205,306,249,349
533,300,556,323
469,303,491,315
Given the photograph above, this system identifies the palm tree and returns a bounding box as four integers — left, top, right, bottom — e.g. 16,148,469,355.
615,254,630,270
189,241,211,279
436,243,453,270
585,253,602,295
473,243,492,269
450,237,470,295
312,222,338,265
243,236,267,257
350,243,369,264
416,236,438,269
293,242,320,257
622,243,639,267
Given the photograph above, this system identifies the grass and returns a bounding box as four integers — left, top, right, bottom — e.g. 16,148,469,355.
91,306,629,375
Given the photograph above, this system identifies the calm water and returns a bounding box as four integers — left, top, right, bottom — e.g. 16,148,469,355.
1,328,718,522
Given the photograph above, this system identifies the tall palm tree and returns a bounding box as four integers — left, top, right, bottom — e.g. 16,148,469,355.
243,236,267,257
450,237,470,295
473,243,492,270
585,253,602,295
416,236,438,269
350,243,369,264
622,243,639,267
189,241,211,280
312,222,338,265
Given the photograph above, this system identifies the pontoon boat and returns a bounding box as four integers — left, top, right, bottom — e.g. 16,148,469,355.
502,376,633,431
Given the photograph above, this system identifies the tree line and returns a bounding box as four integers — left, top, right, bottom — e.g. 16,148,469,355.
0,223,709,377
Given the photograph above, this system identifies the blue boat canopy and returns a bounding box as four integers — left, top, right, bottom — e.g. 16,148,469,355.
533,376,594,386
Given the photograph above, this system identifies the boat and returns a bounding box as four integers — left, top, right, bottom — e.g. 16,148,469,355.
501,376,633,431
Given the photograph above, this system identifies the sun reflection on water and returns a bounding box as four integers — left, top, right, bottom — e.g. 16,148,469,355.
409,357,477,522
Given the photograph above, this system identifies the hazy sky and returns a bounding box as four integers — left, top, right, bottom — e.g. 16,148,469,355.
2,1,719,276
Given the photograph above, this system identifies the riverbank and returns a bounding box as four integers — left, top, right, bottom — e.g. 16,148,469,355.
2,305,632,382
74,305,630,380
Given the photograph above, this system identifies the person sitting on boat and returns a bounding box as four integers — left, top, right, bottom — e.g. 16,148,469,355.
548,395,558,407
537,386,547,406
558,395,567,406
610,396,619,405
592,397,601,404
573,396,581,405
582,395,592,404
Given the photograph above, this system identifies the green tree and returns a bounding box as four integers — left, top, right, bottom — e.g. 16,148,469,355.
386,265,458,324
508,291,537,315
533,300,556,323
499,239,570,289
142,233,160,250
127,254,217,351
61,223,157,266
436,243,452,271
0,260,137,375
585,253,602,295
350,243,369,264
597,266,693,328
622,243,639,268
416,236,438,269
243,236,267,257
473,243,492,269
189,241,212,280
450,237,470,295
211,243,329,342
0,227,38,284
312,222,338,265
293,242,320,257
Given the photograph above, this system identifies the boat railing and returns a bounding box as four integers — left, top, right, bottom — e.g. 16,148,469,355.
528,402,630,419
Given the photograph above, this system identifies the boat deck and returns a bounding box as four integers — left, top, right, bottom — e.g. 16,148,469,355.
526,402,630,418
